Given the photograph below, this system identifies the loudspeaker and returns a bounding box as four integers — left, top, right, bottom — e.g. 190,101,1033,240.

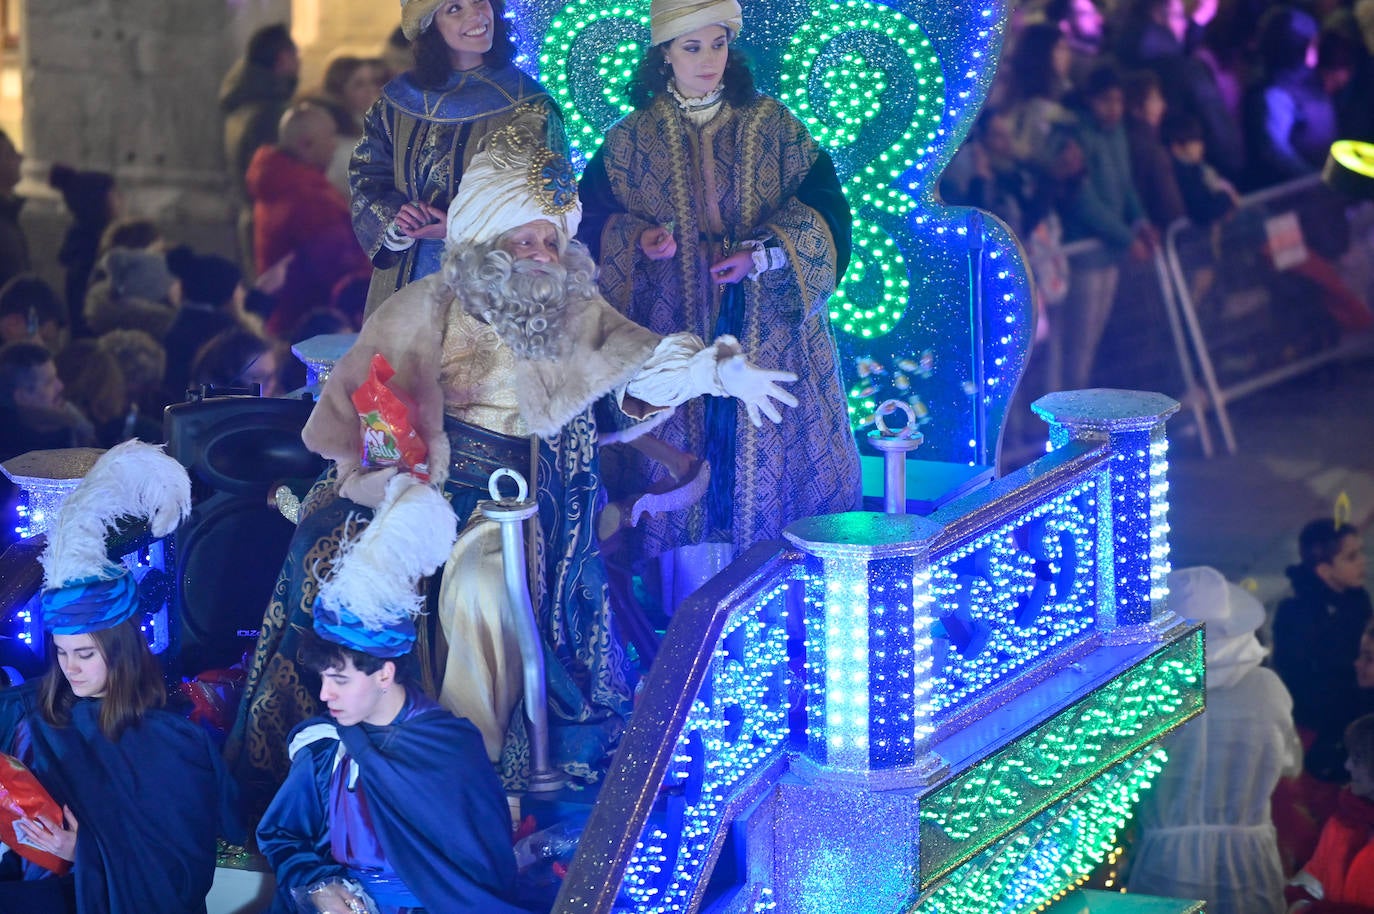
164,395,326,677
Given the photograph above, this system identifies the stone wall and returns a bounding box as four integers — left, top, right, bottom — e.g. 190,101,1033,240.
14,0,398,293
291,0,402,91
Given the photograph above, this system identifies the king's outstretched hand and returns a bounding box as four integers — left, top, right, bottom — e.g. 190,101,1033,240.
717,354,799,427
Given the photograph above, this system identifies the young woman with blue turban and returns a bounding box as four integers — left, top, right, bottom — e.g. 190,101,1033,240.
0,441,239,914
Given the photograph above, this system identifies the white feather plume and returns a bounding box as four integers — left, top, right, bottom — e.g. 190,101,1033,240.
317,474,458,631
40,440,192,589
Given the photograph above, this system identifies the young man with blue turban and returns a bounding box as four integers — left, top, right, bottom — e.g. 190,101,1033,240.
256,473,529,914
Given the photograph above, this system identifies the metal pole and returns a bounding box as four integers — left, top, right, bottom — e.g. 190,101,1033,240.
481,468,565,792
867,399,924,515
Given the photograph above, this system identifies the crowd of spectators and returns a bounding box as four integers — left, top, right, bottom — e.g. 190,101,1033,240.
949,0,1374,399
0,25,396,551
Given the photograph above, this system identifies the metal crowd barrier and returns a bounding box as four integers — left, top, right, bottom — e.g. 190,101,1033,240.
1161,174,1374,455
1048,175,1374,457
1039,240,1215,455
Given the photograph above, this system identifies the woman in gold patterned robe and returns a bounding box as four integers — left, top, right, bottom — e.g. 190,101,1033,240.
350,0,562,314
577,0,862,596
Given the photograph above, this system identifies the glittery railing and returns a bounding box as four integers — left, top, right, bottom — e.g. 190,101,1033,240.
555,544,801,914
923,478,1100,728
556,392,1182,914
618,580,794,911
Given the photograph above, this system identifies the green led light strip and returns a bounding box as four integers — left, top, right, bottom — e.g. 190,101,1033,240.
917,628,1203,887
912,745,1169,914
777,1,943,337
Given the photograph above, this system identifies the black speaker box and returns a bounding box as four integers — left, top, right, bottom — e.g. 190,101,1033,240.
163,396,325,677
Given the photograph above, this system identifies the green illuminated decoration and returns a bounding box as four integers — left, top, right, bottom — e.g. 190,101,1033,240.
1325,139,1374,201
918,629,1204,887
913,746,1169,914
777,0,943,338
538,0,943,344
1330,140,1374,179
538,0,649,156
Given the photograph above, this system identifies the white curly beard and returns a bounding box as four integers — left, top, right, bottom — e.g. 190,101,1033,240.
442,235,603,361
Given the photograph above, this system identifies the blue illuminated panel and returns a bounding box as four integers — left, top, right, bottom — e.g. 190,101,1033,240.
619,580,794,911
926,480,1099,728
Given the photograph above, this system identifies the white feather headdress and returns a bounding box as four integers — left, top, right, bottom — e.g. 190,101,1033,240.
316,474,458,631
40,440,191,590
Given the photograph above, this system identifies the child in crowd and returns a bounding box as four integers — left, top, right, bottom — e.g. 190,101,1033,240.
256,475,529,914
1272,519,1372,871
1160,111,1240,226
1274,519,1371,780
940,108,1034,234
1123,69,1186,230
1128,566,1300,914
1060,63,1158,390
1287,713,1374,911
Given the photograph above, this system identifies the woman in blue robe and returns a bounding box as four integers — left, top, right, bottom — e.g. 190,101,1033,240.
350,0,563,313
0,441,239,914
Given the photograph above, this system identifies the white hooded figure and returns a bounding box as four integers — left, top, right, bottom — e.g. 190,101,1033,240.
1127,566,1302,914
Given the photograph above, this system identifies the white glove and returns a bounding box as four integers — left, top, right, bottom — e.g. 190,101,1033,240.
715,354,798,426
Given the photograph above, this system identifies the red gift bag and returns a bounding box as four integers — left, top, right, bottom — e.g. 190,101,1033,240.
350,353,429,480
0,753,71,875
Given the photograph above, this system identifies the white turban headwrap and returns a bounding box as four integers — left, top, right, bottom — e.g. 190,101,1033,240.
1167,565,1269,689
650,0,743,46
446,108,583,247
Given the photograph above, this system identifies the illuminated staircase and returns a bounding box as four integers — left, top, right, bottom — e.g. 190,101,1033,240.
552,390,1204,914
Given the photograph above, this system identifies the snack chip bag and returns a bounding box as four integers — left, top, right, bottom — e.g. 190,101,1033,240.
350,353,429,481
0,753,72,875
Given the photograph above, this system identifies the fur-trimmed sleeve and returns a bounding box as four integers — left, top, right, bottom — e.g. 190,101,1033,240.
302,275,453,487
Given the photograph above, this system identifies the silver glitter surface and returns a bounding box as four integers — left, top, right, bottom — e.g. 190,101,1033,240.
773,775,921,914
1032,390,1181,435
1,448,105,538
290,332,357,388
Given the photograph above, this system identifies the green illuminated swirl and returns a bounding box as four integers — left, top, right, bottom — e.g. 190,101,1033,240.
778,1,944,337
538,0,649,158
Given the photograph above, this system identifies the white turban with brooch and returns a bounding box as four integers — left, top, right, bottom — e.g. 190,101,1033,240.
445,108,582,247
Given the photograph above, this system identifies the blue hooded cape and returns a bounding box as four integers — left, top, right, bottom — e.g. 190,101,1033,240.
257,693,529,913
0,684,240,914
